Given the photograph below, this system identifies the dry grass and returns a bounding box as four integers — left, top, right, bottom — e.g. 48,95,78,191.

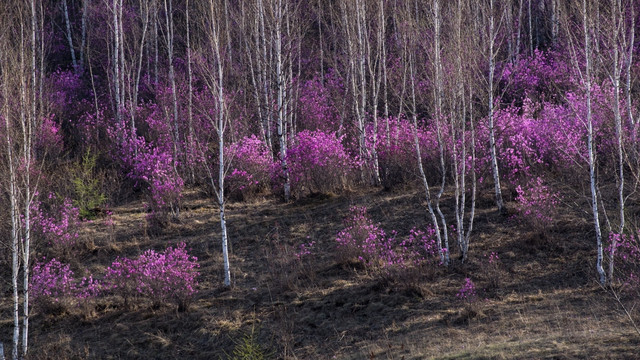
1,185,638,359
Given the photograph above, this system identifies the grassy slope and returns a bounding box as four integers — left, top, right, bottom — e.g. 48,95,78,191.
1,185,638,359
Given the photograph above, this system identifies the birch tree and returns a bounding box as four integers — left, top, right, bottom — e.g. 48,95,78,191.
565,0,606,284
1,0,44,357
400,0,449,265
481,0,506,213
449,0,478,262
196,0,232,286
597,0,635,281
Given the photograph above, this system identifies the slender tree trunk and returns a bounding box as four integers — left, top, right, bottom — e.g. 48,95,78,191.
275,0,291,201
80,0,88,69
488,0,504,213
163,0,180,168
528,0,534,55
63,0,77,70
607,0,627,282
433,0,449,265
186,0,195,181
582,0,606,285
625,5,635,125
113,0,121,123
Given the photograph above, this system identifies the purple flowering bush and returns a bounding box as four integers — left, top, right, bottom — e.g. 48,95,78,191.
370,117,436,189
31,193,81,254
456,278,478,305
30,258,77,306
275,130,358,197
226,135,274,201
515,176,561,231
104,242,199,310
336,206,442,272
607,232,640,293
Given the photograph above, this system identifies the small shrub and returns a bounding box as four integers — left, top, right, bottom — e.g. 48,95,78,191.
608,232,640,292
276,130,358,198
31,258,101,314
226,135,274,201
483,252,502,291
104,242,199,310
71,150,107,219
456,278,478,305
227,325,273,360
31,193,81,254
31,258,77,306
336,206,443,273
371,117,435,189
515,177,560,231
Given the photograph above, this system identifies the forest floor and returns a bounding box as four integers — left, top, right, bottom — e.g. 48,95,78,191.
2,184,640,359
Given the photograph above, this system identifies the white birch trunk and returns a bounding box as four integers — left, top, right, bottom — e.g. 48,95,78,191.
163,0,180,167
202,0,231,286
582,0,606,285
113,0,121,123
433,0,449,265
625,6,635,125
275,0,291,201
80,0,88,69
186,0,194,180
63,0,77,70
488,0,505,213
528,0,533,55
403,6,447,264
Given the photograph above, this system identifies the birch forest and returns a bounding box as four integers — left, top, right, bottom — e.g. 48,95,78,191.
1,0,640,358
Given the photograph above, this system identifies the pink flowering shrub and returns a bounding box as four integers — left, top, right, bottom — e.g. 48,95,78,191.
370,117,437,189
31,257,103,309
226,135,274,200
107,118,184,227
298,74,341,132
295,239,316,261
35,115,64,160
515,177,560,231
31,193,81,251
607,232,640,292
336,206,390,267
482,252,502,290
30,258,77,306
276,130,358,197
456,278,478,305
104,242,199,310
336,206,442,271
500,49,571,102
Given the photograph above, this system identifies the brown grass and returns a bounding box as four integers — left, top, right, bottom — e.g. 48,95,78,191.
1,185,638,359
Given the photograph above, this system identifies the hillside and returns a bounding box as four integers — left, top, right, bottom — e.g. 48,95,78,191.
2,185,637,359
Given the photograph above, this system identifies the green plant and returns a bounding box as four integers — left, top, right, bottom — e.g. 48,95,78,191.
72,151,107,219
226,325,272,360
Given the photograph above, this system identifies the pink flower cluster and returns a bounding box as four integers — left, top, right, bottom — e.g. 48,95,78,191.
297,73,341,132
456,278,478,304
370,117,435,188
107,117,184,221
226,135,274,199
515,177,560,230
30,258,77,304
35,115,64,160
336,206,441,269
30,243,199,309
31,193,80,248
276,130,358,196
295,239,316,260
607,232,640,292
104,242,199,307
